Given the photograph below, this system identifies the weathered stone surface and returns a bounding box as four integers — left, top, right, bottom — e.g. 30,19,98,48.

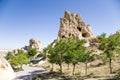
29,38,43,51
13,38,43,54
21,38,43,51
0,54,15,80
58,10,94,40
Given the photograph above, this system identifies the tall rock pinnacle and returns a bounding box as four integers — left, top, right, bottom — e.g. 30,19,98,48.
58,10,94,40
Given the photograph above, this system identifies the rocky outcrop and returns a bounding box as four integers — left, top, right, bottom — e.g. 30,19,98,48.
29,38,43,51
58,10,94,41
22,38,43,51
14,38,43,54
0,54,15,80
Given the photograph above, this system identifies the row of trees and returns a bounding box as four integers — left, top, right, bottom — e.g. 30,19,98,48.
44,38,93,76
44,32,120,76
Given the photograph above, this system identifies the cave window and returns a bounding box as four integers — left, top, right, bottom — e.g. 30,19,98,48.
77,27,81,31
82,33,88,37
69,33,71,37
62,35,65,38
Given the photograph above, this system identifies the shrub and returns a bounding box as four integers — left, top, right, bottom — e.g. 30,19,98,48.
9,53,29,69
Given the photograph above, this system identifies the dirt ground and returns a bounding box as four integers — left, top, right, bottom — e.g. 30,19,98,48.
37,56,120,79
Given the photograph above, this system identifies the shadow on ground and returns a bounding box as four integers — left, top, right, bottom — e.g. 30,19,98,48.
34,71,84,80
15,70,45,80
32,71,117,80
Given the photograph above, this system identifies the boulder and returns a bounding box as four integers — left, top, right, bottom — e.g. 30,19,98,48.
0,54,15,80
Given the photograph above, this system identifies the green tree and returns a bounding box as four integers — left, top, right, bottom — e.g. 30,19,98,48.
45,45,56,71
53,39,67,74
72,39,86,75
9,53,29,70
97,33,107,43
63,38,85,75
47,39,68,74
99,32,120,74
63,38,88,75
63,38,74,70
28,48,37,58
5,51,14,60
79,49,93,76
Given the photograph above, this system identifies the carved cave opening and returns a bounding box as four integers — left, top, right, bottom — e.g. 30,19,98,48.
62,35,65,38
77,27,81,32
82,33,88,37
69,33,71,37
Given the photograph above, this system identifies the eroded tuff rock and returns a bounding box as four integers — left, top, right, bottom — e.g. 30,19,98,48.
29,38,43,51
23,38,43,51
58,10,94,40
0,54,15,80
14,38,43,53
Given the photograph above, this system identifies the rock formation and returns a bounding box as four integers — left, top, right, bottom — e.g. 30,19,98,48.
14,38,43,54
29,38,43,51
22,38,43,51
58,10,94,41
0,54,15,80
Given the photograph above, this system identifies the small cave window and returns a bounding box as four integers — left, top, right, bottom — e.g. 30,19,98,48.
77,27,81,31
82,33,88,37
62,35,65,38
69,33,71,37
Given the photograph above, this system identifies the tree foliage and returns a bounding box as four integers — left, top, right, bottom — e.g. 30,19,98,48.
9,52,29,68
46,38,93,75
46,39,68,74
98,32,120,74
28,48,37,58
79,49,93,76
5,51,14,60
10,54,28,66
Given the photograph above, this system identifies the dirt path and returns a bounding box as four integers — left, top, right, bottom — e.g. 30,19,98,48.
14,65,45,80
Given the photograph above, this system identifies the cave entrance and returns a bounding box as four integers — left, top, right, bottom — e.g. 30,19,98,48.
77,27,81,32
62,35,65,38
82,33,88,37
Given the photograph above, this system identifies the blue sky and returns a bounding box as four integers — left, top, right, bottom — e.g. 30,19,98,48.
0,0,120,49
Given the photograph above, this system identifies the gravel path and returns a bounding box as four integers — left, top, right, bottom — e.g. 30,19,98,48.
14,65,45,80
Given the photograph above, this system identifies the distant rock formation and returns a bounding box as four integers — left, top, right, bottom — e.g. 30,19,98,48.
0,54,15,80
29,38,43,51
14,38,43,53
58,10,94,41
22,38,43,51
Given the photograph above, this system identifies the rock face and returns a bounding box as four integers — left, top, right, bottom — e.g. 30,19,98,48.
0,54,15,80
29,38,43,51
14,38,43,54
58,11,94,40
22,38,43,51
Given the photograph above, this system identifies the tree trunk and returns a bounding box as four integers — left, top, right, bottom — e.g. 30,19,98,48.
19,65,23,71
109,58,112,74
72,64,76,75
85,63,87,76
68,64,70,70
59,63,62,74
51,63,53,72
59,53,62,74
